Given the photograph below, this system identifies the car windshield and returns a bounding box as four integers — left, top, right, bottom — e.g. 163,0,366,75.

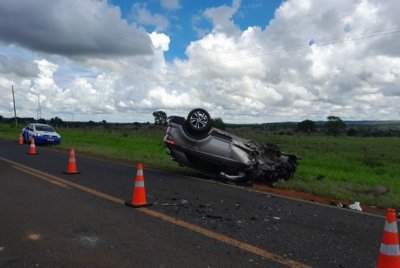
35,125,56,132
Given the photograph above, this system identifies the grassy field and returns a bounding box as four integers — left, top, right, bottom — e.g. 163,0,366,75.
1,123,399,209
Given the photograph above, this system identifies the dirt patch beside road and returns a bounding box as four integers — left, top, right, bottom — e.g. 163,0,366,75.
251,183,387,217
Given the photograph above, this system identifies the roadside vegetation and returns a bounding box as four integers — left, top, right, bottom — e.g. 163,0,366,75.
232,130,400,209
1,119,399,209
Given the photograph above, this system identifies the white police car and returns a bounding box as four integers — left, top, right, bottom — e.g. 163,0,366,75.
22,123,61,145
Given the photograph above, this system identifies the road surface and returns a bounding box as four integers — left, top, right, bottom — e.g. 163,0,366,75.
0,139,388,267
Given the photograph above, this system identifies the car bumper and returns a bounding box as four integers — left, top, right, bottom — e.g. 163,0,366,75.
34,136,61,145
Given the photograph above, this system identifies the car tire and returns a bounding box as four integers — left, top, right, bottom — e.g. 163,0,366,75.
186,108,212,133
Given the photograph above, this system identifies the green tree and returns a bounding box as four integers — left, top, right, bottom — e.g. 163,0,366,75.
88,120,96,127
152,110,168,125
50,117,64,127
211,117,225,130
346,128,358,136
296,119,316,135
325,116,346,136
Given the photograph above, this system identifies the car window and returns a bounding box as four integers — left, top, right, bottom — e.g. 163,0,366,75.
36,125,56,132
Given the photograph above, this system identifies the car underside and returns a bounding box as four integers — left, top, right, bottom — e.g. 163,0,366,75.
164,108,297,185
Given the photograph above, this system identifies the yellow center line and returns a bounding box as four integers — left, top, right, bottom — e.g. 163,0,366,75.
0,156,310,268
12,165,71,189
4,158,124,205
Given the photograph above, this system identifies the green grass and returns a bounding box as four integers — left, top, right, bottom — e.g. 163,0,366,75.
229,130,400,208
1,123,400,208
60,127,168,164
0,124,189,173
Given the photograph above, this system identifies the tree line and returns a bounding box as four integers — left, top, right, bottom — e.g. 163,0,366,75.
295,116,400,137
1,112,399,137
152,111,400,137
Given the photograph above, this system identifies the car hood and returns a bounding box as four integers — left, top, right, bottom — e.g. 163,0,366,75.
36,131,60,137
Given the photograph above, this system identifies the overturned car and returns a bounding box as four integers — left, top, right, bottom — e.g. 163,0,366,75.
164,108,297,185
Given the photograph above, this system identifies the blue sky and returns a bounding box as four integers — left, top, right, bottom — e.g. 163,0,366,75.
0,0,399,123
110,0,282,61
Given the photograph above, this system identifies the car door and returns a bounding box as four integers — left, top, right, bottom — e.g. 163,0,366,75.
26,124,34,142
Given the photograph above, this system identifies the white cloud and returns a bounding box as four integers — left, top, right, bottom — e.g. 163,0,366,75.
203,0,241,35
0,0,153,57
140,87,197,109
1,0,400,123
0,53,38,77
149,32,170,52
131,3,169,32
171,0,400,122
161,0,181,11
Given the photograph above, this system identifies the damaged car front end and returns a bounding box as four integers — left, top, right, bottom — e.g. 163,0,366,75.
164,108,297,185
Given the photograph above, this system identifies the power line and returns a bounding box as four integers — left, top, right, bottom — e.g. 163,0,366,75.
126,27,400,82
192,27,400,66
37,94,42,119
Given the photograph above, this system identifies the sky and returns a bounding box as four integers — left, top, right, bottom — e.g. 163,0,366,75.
0,0,399,124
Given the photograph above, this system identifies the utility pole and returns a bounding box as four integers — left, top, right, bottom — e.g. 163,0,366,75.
37,94,42,120
12,85,17,126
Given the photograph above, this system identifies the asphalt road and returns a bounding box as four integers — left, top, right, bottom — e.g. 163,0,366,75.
0,139,389,267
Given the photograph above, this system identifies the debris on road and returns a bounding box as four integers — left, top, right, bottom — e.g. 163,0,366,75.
349,201,362,211
330,200,344,208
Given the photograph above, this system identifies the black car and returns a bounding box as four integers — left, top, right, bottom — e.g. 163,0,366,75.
164,108,297,184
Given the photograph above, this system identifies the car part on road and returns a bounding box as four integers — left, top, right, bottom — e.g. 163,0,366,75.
164,108,298,185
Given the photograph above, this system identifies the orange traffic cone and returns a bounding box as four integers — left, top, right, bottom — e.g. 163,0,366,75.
27,138,38,155
125,163,151,208
18,134,24,145
63,147,80,174
377,208,400,268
